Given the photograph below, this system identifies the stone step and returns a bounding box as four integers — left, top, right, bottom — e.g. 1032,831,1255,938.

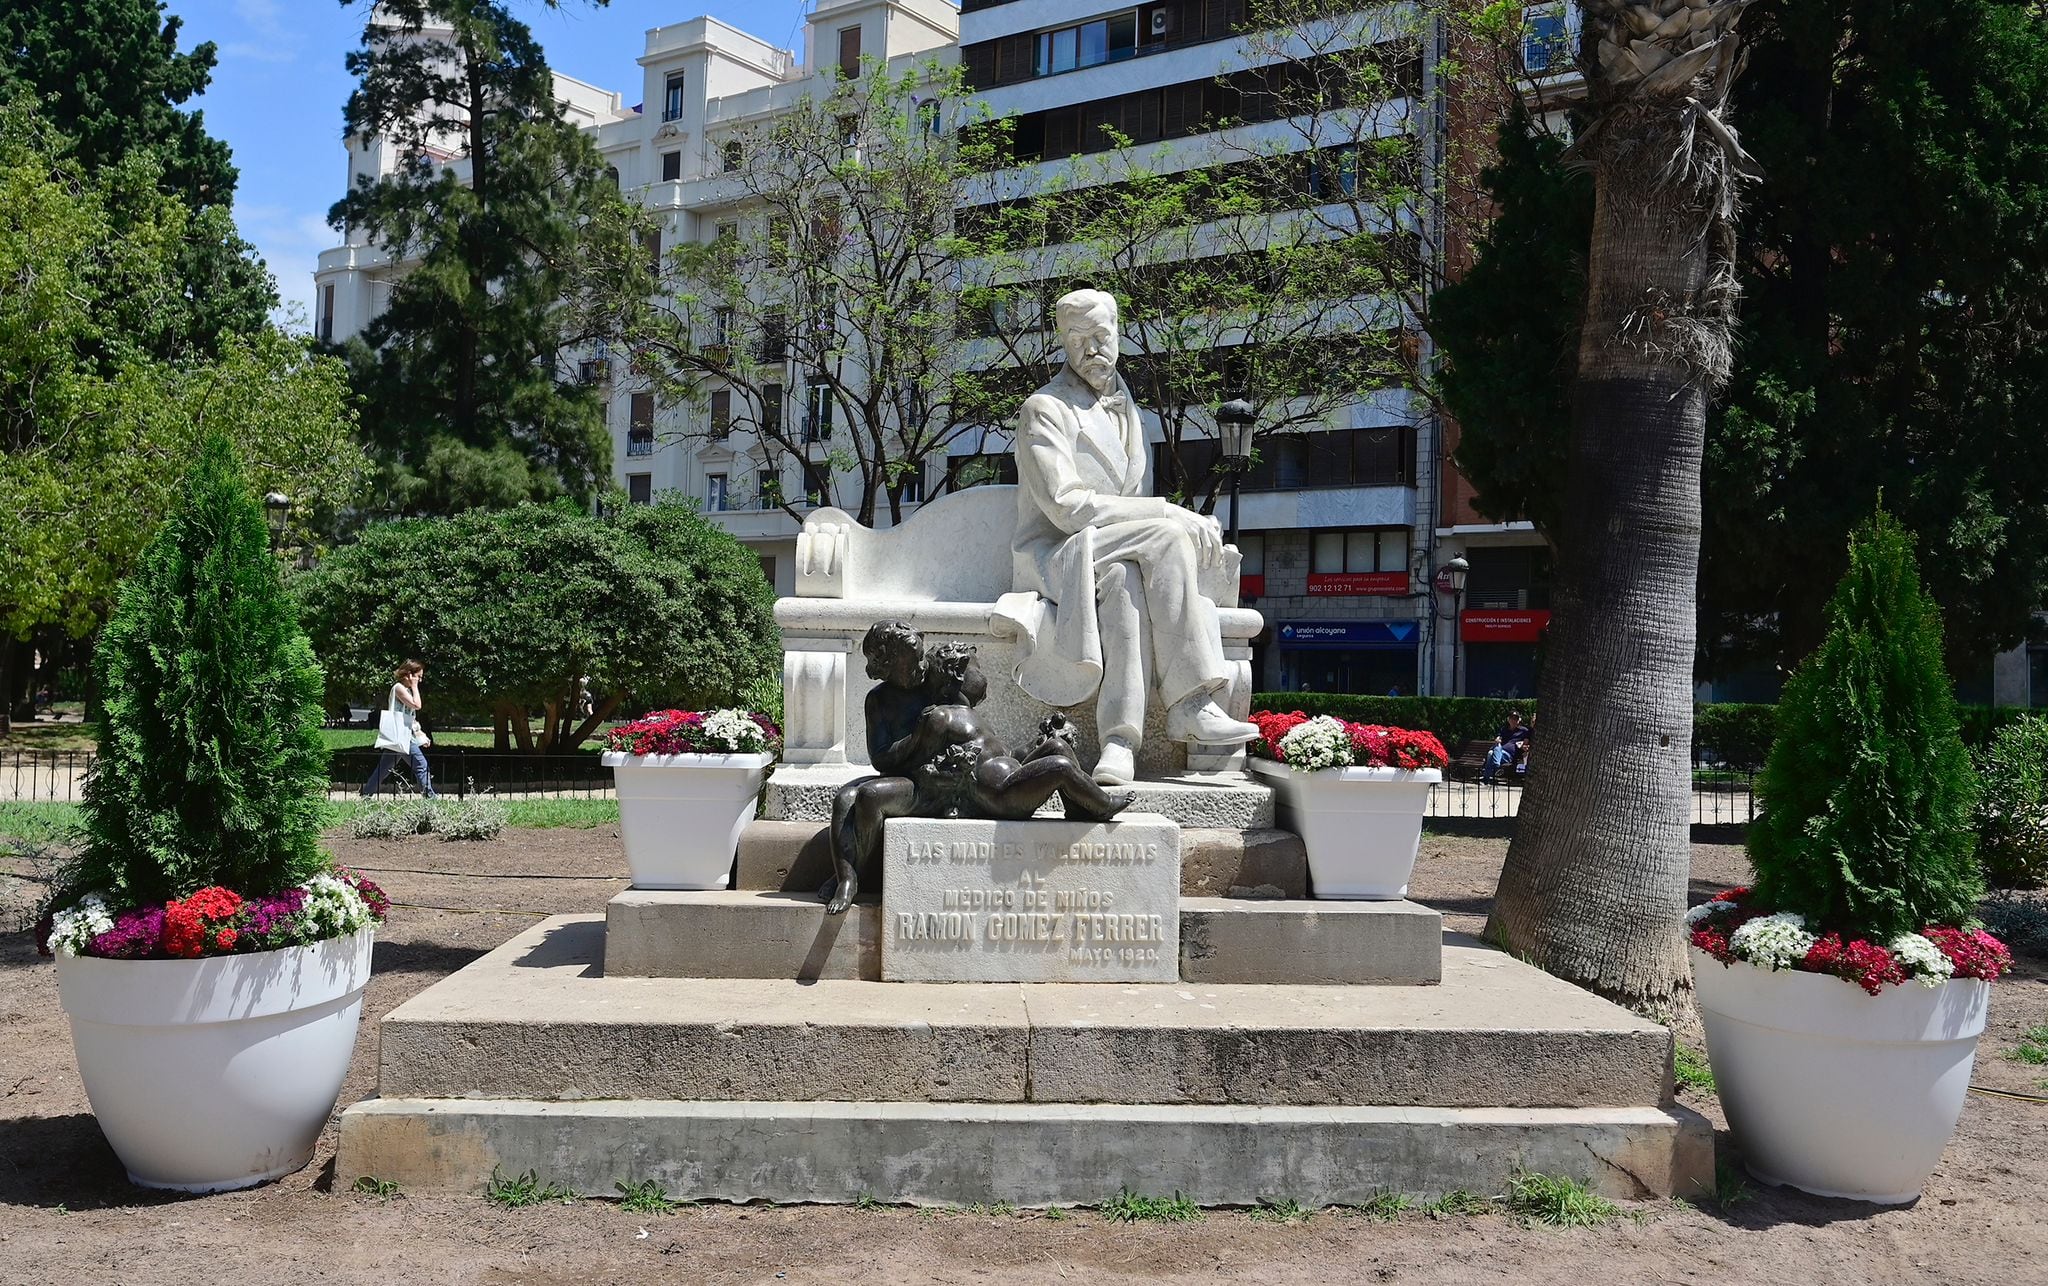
736,819,1307,898
762,764,1275,830
377,917,1673,1110
337,1098,1713,1205
603,890,1442,985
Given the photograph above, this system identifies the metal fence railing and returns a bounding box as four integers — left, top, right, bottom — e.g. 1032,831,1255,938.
0,749,621,803
2,750,95,804
1425,770,1758,826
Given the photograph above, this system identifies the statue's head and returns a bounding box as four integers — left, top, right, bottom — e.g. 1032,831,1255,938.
1055,288,1120,395
862,619,924,688
923,642,988,708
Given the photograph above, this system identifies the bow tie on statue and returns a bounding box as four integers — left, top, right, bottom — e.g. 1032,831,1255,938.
1094,391,1128,416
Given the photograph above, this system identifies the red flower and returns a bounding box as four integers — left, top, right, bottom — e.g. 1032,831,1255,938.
162,886,247,958
1249,710,1309,761
1690,924,1734,963
162,902,207,958
214,928,239,951
1922,926,2012,982
1803,933,1906,995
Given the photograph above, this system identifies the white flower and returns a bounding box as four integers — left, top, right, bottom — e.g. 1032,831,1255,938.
299,874,373,939
1890,933,1955,987
700,708,766,753
1276,716,1355,773
1684,898,1731,927
46,895,113,957
1728,912,1816,971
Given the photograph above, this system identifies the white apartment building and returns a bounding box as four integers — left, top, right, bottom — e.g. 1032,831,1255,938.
317,0,1570,696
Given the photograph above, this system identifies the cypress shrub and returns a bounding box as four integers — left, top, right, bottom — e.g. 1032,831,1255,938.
71,436,331,907
1746,510,1982,939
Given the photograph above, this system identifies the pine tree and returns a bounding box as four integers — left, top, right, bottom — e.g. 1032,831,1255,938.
1747,510,1983,940
331,0,636,517
75,436,332,906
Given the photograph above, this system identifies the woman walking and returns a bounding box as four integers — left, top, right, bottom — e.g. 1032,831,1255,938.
362,659,436,798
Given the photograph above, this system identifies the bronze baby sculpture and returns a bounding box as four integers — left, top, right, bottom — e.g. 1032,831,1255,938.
823,619,1128,915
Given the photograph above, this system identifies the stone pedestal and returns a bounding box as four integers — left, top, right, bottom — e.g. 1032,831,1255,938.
881,814,1181,983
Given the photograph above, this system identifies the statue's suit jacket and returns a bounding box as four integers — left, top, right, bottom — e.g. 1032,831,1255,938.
1000,364,1179,708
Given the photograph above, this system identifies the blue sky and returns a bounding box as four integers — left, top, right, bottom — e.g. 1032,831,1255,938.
167,1,810,328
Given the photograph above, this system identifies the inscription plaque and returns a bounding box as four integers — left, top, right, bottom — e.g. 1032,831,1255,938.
881,813,1182,982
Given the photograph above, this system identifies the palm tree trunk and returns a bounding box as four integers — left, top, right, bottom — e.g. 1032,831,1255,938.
1486,0,1756,1007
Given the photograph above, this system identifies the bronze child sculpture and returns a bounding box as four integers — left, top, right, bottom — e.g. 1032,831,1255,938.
824,619,1128,914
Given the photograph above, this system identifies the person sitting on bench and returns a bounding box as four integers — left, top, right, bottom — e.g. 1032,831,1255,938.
1481,709,1531,783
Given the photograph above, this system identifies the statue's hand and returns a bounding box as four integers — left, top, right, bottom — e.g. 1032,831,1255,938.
1171,507,1223,568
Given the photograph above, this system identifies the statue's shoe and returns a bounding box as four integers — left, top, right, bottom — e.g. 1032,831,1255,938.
1166,697,1258,746
1092,741,1135,786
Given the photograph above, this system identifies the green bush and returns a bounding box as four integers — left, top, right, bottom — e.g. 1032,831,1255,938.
1974,715,2048,888
1747,511,1982,939
295,499,779,748
1691,703,1778,771
68,437,332,907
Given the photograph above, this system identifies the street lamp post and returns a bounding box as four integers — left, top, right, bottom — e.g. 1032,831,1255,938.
1441,554,1469,696
1215,398,1256,549
263,492,292,554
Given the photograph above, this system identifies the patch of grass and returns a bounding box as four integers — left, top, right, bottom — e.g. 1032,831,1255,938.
1044,1205,1068,1222
485,1167,578,1208
854,1191,881,1210
1097,1187,1201,1223
352,1176,401,1198
320,728,504,751
1247,1196,1314,1224
1714,1159,1753,1208
1424,1189,1493,1218
326,796,614,834
614,1179,677,1214
501,798,618,829
1675,1042,1717,1093
431,796,510,841
1347,1191,1413,1221
2009,1024,2048,1066
0,801,82,850
1504,1172,1618,1228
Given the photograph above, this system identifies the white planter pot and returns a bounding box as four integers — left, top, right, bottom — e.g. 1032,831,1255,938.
602,751,773,890
1248,760,1441,899
55,928,374,1192
1691,945,1989,1203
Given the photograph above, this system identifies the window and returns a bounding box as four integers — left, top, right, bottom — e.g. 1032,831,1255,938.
837,115,860,148
762,382,784,432
1523,4,1575,75
660,149,681,182
604,165,620,189
805,381,833,440
628,472,653,504
318,284,335,343
755,468,780,509
715,219,738,243
1035,11,1140,77
710,389,732,436
663,72,686,122
1155,426,1416,493
642,229,662,275
1237,532,1265,574
1312,529,1406,575
837,25,862,78
1306,147,1360,199
706,473,728,512
712,308,732,346
758,554,776,584
895,462,926,504
759,312,788,362
803,458,833,505
946,453,1019,491
917,99,942,139
722,139,743,172
627,392,655,456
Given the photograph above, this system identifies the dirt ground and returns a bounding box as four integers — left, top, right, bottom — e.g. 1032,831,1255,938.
2,822,2044,1286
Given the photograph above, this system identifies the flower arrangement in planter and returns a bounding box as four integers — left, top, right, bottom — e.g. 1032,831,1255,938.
37,436,384,1194
1245,712,1447,899
1691,510,2011,1203
601,707,782,889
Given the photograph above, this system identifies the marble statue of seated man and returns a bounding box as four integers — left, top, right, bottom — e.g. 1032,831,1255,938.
1010,287,1260,786
824,620,1128,915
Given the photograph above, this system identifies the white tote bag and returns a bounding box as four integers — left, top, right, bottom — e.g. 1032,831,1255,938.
374,688,415,753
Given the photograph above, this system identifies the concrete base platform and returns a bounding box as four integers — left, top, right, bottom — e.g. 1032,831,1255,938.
338,1098,1714,1204
604,890,1441,984
762,763,1275,830
372,917,1668,1108
735,820,1307,898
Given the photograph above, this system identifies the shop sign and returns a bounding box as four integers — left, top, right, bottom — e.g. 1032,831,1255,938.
1460,609,1551,643
1239,573,1266,598
1278,620,1420,650
1307,571,1409,596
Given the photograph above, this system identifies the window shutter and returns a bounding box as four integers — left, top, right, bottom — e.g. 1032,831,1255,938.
964,41,997,89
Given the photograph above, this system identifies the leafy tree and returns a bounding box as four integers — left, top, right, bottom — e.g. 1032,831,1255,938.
1485,0,1758,1006
293,500,779,751
0,0,274,354
0,97,365,733
1439,0,2048,678
1972,714,2048,890
332,0,642,518
596,59,1010,527
1748,511,1982,938
70,435,332,907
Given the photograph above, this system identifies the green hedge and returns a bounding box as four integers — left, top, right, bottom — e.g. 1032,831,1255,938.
1251,693,2026,767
